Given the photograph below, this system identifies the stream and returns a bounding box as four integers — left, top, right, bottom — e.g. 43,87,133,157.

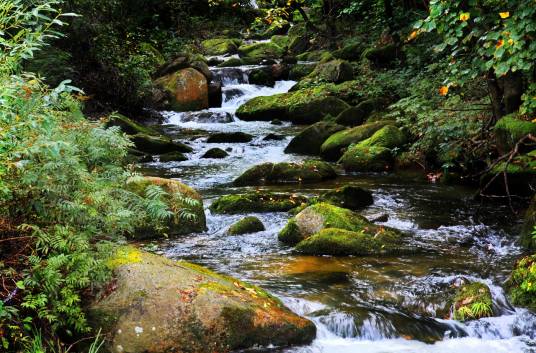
140,62,536,352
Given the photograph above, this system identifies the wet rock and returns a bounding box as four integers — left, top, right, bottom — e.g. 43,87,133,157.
271,63,290,81
335,98,384,127
288,34,309,55
131,133,193,154
369,213,389,223
201,38,242,55
228,216,265,235
285,121,345,155
319,186,374,210
155,68,209,112
207,57,224,66
296,50,333,62
282,55,298,64
153,54,190,78
159,151,188,162
332,42,365,61
339,125,407,172
182,111,233,124
364,44,403,67
288,63,316,80
191,60,213,82
249,68,275,87
224,87,244,101
126,177,206,238
271,119,283,125
452,282,494,321
238,42,285,60
206,132,254,143
263,133,285,141
89,247,316,353
320,121,393,161
233,161,337,186
217,57,244,67
208,82,223,108
202,148,229,159
106,113,159,136
271,35,290,49
210,192,308,214
305,59,353,84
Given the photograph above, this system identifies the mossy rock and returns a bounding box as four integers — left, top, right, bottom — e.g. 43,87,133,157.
106,113,159,136
507,254,536,311
295,227,403,256
494,114,536,153
126,177,206,238
159,151,188,162
285,121,345,155
335,98,384,127
249,68,275,87
155,68,209,112
271,35,290,49
364,44,403,67
278,202,371,245
210,192,308,214
228,216,265,235
238,42,285,60
191,60,212,81
319,186,374,210
131,133,193,154
339,145,393,172
202,148,229,159
233,161,337,186
296,50,333,62
288,96,350,125
452,282,494,321
304,59,353,84
202,38,242,55
332,42,365,61
288,63,316,80
90,247,316,353
206,132,254,143
357,125,407,149
520,195,536,250
320,121,393,161
288,34,309,55
217,57,244,67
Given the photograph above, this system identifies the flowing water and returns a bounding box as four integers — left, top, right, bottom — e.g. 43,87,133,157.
139,63,536,352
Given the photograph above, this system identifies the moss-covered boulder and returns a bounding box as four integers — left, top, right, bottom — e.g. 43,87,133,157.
319,186,374,210
305,59,353,84
249,68,275,87
228,216,265,235
332,42,365,61
202,38,242,56
90,247,316,353
207,132,254,143
278,203,370,245
520,195,536,250
494,114,536,153
295,227,403,256
364,44,403,67
106,113,159,136
236,90,349,124
131,133,193,154
217,57,244,67
288,63,316,80
335,98,384,127
210,192,308,214
202,148,229,159
285,121,345,155
288,34,309,55
339,125,406,172
238,42,285,60
126,177,206,238
234,161,337,186
191,60,212,82
296,50,333,62
452,282,494,321
155,68,209,112
159,151,188,162
320,121,392,161
507,254,536,311
271,35,290,49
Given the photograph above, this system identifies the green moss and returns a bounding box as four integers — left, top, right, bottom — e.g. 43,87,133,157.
248,69,275,87
332,42,365,61
320,121,393,161
217,57,244,67
357,125,407,149
288,63,316,80
319,186,374,210
295,227,402,256
107,246,142,269
228,216,265,235
303,59,354,84
278,219,302,245
339,145,393,172
271,35,290,49
507,255,536,311
159,151,188,162
285,121,345,155
202,38,241,55
210,192,308,214
106,113,159,136
495,114,536,152
521,195,536,250
233,161,337,186
491,150,536,176
335,98,383,127
131,133,192,154
453,282,493,321
296,50,333,62
238,42,284,60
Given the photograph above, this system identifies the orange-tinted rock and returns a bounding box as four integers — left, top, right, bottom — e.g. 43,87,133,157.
156,68,208,112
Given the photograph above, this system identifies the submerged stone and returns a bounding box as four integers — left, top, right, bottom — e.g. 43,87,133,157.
210,192,308,214
233,161,337,186
228,216,265,235
89,247,316,353
159,151,188,162
202,148,229,159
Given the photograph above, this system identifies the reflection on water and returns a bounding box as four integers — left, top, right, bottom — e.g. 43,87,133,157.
140,64,535,353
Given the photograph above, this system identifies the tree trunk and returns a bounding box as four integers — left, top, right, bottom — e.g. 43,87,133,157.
502,71,524,114
487,70,504,121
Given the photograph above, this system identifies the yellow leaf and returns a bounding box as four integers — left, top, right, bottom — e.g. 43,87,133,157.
508,38,514,45
496,39,504,48
499,12,510,19
439,86,449,96
459,12,470,21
